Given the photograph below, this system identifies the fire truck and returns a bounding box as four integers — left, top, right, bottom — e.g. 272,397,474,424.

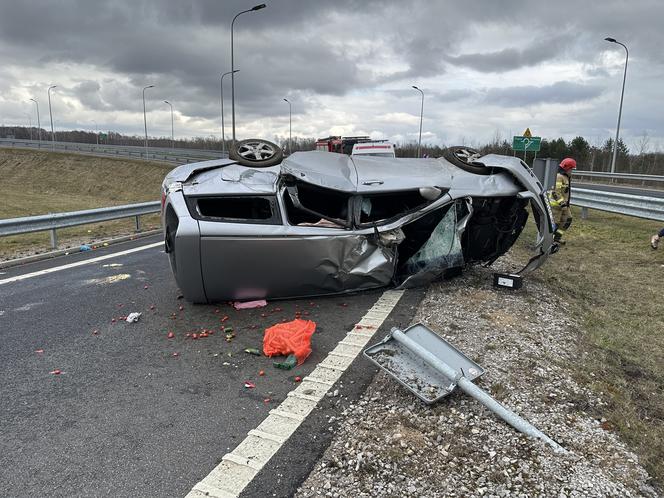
315,136,395,157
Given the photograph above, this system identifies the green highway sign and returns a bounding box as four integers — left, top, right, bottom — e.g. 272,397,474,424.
512,135,541,152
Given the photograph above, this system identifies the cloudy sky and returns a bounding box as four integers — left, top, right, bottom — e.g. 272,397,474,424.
1,0,663,151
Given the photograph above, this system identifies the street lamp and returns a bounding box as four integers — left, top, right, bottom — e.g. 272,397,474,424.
25,113,33,140
231,3,266,148
220,69,239,156
29,98,41,143
283,98,292,155
47,85,57,148
164,100,174,148
604,37,628,173
412,85,424,158
142,84,155,159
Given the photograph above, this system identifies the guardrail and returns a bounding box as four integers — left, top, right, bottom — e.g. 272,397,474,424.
575,170,664,184
0,138,225,164
0,201,161,249
572,188,664,222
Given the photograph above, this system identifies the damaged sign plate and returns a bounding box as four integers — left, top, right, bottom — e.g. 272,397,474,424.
364,323,484,404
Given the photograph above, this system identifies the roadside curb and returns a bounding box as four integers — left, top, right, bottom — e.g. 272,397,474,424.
0,229,161,269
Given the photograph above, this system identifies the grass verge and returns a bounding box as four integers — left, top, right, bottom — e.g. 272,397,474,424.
514,207,664,488
0,148,171,259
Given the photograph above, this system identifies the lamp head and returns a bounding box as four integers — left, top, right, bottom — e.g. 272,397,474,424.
252,4,266,11
605,37,617,43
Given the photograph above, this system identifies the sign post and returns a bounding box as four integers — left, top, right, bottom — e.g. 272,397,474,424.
512,132,541,163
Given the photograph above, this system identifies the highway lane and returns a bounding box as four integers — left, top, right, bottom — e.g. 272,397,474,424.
0,236,418,497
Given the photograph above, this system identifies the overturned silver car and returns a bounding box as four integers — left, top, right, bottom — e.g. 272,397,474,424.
161,145,556,303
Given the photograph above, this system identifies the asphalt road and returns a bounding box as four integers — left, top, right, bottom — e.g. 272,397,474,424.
0,235,420,498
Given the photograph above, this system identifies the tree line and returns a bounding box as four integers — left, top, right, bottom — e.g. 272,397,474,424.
1,126,661,174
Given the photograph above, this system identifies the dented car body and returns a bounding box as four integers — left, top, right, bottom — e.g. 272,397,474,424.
162,151,555,303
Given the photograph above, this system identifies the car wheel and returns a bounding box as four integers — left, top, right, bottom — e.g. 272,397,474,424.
229,138,283,167
443,146,491,175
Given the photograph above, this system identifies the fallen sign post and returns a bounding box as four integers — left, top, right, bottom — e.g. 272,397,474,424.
364,324,565,453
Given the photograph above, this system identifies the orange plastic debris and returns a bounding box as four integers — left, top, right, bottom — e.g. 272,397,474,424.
263,319,316,365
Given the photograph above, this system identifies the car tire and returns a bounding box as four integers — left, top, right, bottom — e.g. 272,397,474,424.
229,138,283,167
443,146,492,175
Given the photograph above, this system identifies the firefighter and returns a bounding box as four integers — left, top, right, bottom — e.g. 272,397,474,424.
547,157,576,243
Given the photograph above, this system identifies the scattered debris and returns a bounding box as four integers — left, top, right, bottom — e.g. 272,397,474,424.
259,370,265,376
172,352,179,357
167,332,175,339
79,244,91,252
50,369,62,375
125,312,142,323
92,330,99,335
233,299,267,310
244,347,261,356
244,381,256,389
274,354,298,370
35,349,44,354
295,376,302,382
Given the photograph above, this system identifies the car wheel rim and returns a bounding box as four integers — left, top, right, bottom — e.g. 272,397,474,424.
453,148,480,164
238,141,277,162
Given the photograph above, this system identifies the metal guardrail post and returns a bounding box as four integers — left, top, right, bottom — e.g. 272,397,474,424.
135,215,141,232
581,207,589,219
50,229,58,249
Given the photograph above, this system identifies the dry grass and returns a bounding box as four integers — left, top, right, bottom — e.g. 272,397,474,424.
514,206,664,487
0,148,171,259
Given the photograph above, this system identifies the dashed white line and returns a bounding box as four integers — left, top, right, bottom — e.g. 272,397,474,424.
185,289,404,498
0,242,163,286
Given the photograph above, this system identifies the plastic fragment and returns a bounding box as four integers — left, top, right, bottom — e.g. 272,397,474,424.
244,381,256,389
167,332,175,339
259,370,265,376
244,348,261,356
35,349,44,354
233,300,267,310
126,312,142,323
178,305,184,311
192,333,199,340
92,330,99,335
263,398,270,403
172,352,179,357
143,285,149,290
50,369,62,375
294,376,302,382
80,244,91,252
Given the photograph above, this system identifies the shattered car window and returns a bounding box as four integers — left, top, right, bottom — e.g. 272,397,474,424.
358,191,431,225
283,178,351,228
399,202,464,286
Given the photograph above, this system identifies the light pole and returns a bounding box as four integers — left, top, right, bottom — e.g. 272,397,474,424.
29,98,41,143
283,98,292,155
92,120,99,145
47,85,57,148
142,84,154,159
604,37,628,173
220,69,239,156
164,100,174,148
231,3,266,149
412,85,424,158
25,113,33,140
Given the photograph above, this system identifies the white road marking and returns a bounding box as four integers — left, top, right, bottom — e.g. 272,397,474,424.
0,242,163,286
185,289,404,498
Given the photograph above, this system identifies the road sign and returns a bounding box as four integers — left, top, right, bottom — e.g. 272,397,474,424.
512,136,541,152
523,128,532,138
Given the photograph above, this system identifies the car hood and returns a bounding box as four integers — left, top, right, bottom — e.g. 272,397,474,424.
281,151,454,193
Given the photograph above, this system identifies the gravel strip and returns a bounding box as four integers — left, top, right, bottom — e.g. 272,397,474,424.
296,260,657,497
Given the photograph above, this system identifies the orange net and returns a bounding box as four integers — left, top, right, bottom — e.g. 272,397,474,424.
263,319,316,365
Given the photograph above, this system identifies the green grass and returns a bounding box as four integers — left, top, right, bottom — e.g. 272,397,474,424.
0,148,171,259
515,207,664,487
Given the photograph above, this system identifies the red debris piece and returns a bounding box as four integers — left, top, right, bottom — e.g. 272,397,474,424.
259,370,265,376
200,332,209,338
178,305,184,311
260,313,267,318
167,332,175,339
92,330,99,335
339,303,348,307
144,285,149,290
172,352,179,357
215,309,220,314
35,349,44,354
208,330,215,335
294,376,302,382
117,303,124,308
150,305,155,310
192,333,199,340
263,319,316,365
185,333,192,338
221,315,230,322
244,381,256,389
111,318,116,323
309,302,315,306
263,398,271,403
50,369,62,375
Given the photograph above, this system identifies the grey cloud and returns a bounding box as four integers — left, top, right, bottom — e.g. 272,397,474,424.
483,81,604,106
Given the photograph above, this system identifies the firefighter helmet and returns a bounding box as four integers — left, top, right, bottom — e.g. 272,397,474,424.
560,157,577,171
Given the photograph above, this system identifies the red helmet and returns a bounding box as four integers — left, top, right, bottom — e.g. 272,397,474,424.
560,157,577,171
